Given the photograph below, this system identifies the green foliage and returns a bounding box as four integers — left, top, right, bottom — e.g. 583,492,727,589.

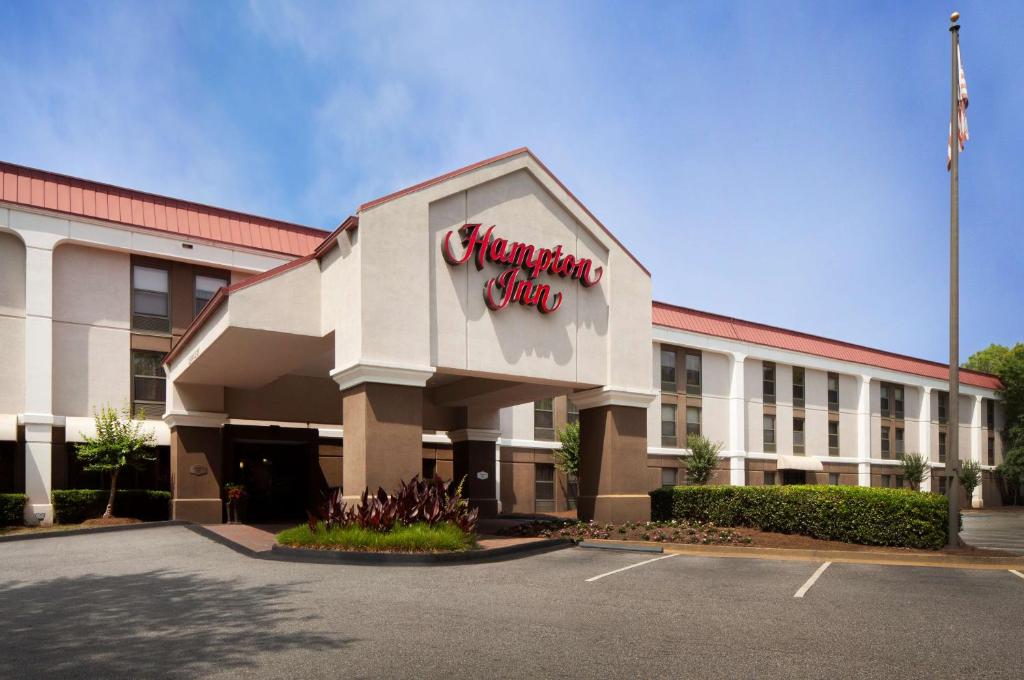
997,446,1024,504
678,434,723,485
76,406,157,475
899,453,931,491
277,521,475,552
650,484,949,549
52,489,170,524
965,343,1024,445
0,494,27,526
553,421,580,476
957,460,982,499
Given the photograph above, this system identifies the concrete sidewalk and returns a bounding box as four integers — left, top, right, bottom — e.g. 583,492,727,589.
962,509,1024,555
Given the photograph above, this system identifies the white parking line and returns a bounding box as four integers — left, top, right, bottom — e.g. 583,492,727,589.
586,553,677,582
794,561,832,598
1010,570,1024,581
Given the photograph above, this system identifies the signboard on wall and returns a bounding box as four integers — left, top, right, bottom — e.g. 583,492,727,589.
441,223,602,315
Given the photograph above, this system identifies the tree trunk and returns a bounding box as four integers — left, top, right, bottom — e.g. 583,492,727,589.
103,470,119,519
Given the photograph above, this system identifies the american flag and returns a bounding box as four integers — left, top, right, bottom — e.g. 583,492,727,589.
947,45,969,170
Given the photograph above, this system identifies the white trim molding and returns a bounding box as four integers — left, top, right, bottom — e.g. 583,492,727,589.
163,410,229,429
330,362,435,392
571,386,657,410
498,438,560,451
449,428,501,443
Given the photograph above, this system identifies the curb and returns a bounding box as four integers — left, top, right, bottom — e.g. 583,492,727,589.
265,538,574,566
0,520,191,544
578,541,663,554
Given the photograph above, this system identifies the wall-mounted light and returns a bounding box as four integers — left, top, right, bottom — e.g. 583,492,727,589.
181,243,194,250
239,461,245,469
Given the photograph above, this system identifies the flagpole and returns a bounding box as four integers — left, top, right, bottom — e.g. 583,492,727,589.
947,11,961,548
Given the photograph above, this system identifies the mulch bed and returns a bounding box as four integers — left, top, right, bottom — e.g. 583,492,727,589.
81,517,143,527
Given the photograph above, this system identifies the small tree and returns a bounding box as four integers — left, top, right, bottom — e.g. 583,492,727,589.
958,460,982,503
679,434,722,486
899,453,930,491
997,446,1024,505
76,406,157,519
554,421,580,506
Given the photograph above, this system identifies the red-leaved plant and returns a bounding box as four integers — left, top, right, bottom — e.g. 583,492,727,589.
308,475,478,535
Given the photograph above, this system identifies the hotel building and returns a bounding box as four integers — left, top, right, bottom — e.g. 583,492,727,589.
0,149,1005,525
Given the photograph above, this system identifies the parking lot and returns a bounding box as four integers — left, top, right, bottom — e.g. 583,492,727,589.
1,527,1022,679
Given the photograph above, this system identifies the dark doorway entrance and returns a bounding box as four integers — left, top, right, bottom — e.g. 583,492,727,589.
235,442,310,523
781,470,807,485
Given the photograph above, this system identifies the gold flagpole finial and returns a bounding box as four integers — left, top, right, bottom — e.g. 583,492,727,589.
951,11,960,23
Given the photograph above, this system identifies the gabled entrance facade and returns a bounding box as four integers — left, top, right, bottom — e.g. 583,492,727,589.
162,149,657,524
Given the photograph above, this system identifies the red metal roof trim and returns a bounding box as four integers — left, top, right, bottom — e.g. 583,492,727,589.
652,302,1002,390
0,161,326,257
357,147,651,277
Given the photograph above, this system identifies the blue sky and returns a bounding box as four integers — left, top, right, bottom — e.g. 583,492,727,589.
1,1,1020,365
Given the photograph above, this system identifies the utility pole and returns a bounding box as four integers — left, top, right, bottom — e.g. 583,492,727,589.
947,11,962,548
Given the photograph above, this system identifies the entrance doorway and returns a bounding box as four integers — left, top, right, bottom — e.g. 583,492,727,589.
234,442,311,522
781,470,807,485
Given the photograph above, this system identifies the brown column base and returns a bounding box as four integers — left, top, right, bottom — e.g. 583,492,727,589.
451,437,498,518
172,498,223,524
576,494,651,524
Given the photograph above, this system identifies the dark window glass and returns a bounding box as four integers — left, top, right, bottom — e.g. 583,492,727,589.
880,384,891,417
827,372,840,412
939,431,947,463
895,475,904,489
422,458,437,481
534,464,555,513
686,406,701,437
661,467,676,488
763,414,776,453
938,475,947,495
828,421,840,456
881,426,891,458
534,399,554,441
793,367,805,407
194,274,228,318
131,350,166,419
762,362,776,404
988,436,995,466
894,386,904,419
987,400,995,430
895,427,905,456
567,399,579,425
938,392,948,424
660,350,677,392
793,417,805,454
132,264,170,332
881,474,891,488
685,352,702,396
829,472,840,486
764,471,776,486
661,404,677,447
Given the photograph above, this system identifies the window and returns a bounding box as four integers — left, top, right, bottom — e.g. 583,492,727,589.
661,404,677,447
881,474,891,488
987,400,995,430
895,474,904,488
686,406,701,437
793,417,805,454
567,399,579,425
764,471,776,486
194,274,228,318
793,367,805,407
880,383,890,417
534,464,555,513
534,399,554,441
938,392,948,424
828,421,840,456
939,431,947,463
763,414,776,453
894,386,904,419
131,350,166,419
762,362,776,404
661,467,677,488
422,458,437,481
937,475,947,495
685,352,702,396
881,426,891,459
132,264,170,332
660,349,677,392
827,372,840,412
895,427,905,456
988,435,995,466
828,472,840,486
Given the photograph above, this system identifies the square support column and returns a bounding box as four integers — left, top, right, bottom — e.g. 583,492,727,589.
574,388,656,524
450,429,500,517
727,352,747,486
341,383,424,504
22,419,55,525
169,418,226,524
856,375,872,487
969,394,984,509
919,386,933,492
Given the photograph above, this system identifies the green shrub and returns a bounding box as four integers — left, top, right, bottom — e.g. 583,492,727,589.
0,494,27,526
650,484,949,550
52,489,171,524
277,521,475,552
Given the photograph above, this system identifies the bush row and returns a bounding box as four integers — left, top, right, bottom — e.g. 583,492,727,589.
650,485,949,550
52,489,171,524
0,494,27,526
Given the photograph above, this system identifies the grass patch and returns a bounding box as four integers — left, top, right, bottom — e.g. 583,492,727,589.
276,521,476,553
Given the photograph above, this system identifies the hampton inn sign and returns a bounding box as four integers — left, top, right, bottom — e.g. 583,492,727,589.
441,223,603,314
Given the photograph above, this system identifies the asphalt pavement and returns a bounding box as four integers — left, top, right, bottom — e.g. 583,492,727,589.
1,527,1022,679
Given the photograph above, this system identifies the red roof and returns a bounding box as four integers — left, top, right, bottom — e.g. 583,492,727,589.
653,302,1002,390
0,161,326,257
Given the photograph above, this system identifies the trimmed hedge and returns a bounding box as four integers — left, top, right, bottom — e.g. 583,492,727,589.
650,485,949,550
0,494,27,526
52,489,171,525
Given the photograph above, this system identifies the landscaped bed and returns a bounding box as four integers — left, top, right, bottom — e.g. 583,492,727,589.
277,521,475,552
